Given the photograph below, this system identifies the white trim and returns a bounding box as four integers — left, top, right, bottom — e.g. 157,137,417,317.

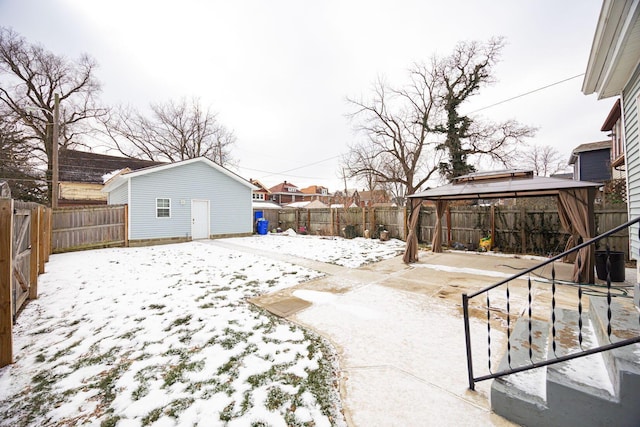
583,0,640,98
102,157,258,193
127,180,132,240
156,197,171,218
191,199,210,239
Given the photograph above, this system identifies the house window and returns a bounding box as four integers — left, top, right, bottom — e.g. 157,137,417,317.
156,198,170,218
252,193,265,200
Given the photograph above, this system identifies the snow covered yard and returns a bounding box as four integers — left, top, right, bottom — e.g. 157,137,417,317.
224,233,406,268
0,235,404,426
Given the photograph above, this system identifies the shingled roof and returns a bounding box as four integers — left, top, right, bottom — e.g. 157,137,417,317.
59,149,163,184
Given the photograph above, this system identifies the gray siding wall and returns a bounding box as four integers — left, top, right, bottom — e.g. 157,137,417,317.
128,161,252,240
108,182,128,205
579,150,611,182
623,65,640,260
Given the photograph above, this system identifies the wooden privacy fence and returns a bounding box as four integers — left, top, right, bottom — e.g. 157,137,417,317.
1,198,50,368
52,204,128,253
266,207,408,238
255,205,630,259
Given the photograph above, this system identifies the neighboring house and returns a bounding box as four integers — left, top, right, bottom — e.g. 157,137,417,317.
284,200,328,209
102,157,256,244
568,140,612,182
58,149,161,206
601,98,626,179
332,188,360,207
268,181,305,205
300,185,331,204
249,179,271,203
358,189,390,207
582,0,640,306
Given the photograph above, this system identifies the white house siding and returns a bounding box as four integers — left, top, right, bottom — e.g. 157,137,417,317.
623,65,640,260
108,182,128,205
128,161,251,240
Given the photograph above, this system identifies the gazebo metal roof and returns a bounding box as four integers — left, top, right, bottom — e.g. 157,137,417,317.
407,170,601,201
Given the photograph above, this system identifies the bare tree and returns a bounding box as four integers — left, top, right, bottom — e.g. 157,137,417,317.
344,38,535,263
0,113,46,202
519,144,567,177
344,38,535,199
103,98,236,167
0,27,105,203
344,74,443,197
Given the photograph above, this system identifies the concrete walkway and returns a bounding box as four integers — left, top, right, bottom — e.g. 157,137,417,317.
208,241,589,426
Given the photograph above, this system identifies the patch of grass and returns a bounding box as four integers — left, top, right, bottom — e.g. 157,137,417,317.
31,326,54,335
72,344,121,369
49,339,82,362
219,327,253,350
91,358,134,407
100,415,121,427
265,386,291,411
219,402,235,422
164,315,192,331
166,397,195,418
132,382,149,401
34,353,46,363
147,303,165,310
141,407,163,426
163,359,205,388
118,327,143,340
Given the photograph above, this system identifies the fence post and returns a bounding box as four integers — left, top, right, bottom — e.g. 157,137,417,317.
38,206,46,274
490,205,496,249
520,207,527,254
29,206,39,300
0,198,14,367
45,208,52,262
124,204,129,247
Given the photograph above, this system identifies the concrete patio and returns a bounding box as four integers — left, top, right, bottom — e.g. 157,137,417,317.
212,240,631,426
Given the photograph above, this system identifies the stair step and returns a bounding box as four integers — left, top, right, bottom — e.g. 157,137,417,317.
589,295,640,376
491,317,549,424
546,308,615,400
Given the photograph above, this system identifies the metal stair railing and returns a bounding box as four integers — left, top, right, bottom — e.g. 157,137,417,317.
462,215,640,391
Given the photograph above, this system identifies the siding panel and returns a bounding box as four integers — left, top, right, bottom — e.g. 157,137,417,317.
128,161,252,240
623,65,640,259
108,183,128,205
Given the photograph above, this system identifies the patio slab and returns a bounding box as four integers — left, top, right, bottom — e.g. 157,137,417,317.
244,247,635,426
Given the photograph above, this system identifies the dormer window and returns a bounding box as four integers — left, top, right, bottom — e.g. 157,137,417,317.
287,187,299,192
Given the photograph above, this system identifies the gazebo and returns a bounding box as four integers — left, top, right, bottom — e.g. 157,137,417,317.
404,170,602,283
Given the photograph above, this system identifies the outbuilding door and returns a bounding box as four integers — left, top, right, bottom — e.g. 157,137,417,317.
191,199,210,240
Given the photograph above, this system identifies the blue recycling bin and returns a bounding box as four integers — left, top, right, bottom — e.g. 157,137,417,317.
257,219,269,235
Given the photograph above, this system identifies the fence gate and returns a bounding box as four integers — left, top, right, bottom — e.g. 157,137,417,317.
11,206,31,318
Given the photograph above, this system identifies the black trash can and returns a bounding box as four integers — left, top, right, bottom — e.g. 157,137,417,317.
595,250,625,282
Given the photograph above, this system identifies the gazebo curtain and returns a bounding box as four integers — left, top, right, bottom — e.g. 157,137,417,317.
431,201,447,253
403,198,423,263
557,189,594,283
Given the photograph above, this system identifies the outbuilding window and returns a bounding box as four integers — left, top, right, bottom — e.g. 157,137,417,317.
156,198,171,218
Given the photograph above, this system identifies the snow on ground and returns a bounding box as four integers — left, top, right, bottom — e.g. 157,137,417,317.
224,232,406,268
0,236,403,427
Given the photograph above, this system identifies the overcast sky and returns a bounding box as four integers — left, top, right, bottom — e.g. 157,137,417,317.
0,0,613,192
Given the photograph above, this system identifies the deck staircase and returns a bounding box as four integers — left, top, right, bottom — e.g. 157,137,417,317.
491,296,640,427
462,216,640,427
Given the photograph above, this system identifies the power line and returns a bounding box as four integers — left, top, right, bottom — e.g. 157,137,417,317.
468,73,585,114
242,154,343,181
